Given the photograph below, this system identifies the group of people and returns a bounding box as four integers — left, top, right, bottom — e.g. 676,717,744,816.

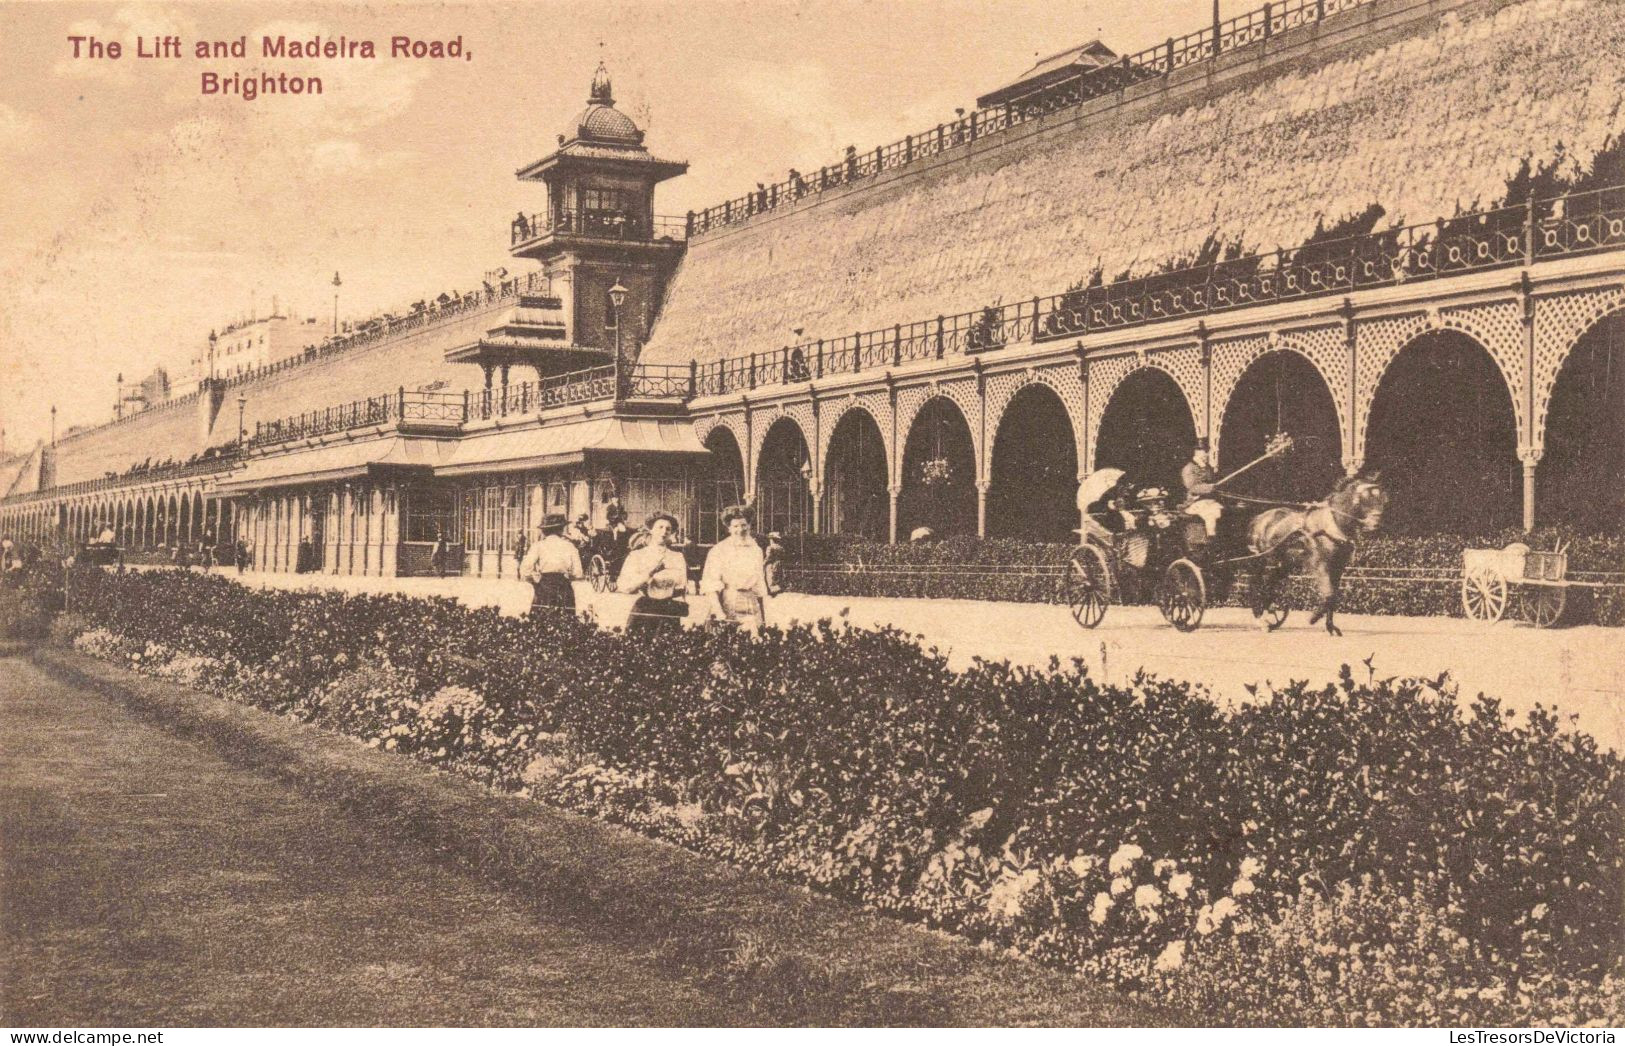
517,504,779,634
1081,440,1225,545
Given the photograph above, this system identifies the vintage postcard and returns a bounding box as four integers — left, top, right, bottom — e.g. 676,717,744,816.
2,0,1621,1032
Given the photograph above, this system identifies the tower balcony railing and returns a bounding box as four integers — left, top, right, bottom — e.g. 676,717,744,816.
511,209,690,248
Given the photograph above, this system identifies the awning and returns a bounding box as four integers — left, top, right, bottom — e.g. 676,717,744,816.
437,415,708,477
213,436,454,494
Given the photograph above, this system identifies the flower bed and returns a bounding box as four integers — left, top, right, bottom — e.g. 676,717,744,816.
782,530,1625,625
56,566,1625,1025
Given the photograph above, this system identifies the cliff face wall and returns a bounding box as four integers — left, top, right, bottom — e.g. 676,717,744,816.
641,0,1625,367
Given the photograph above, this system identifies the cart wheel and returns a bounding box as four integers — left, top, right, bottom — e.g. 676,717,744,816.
1519,585,1566,628
1262,601,1289,631
1068,584,1108,629
1070,542,1115,603
1158,558,1206,632
589,554,610,593
1461,570,1507,622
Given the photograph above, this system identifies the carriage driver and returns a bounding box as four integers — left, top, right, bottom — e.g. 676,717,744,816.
1180,439,1224,541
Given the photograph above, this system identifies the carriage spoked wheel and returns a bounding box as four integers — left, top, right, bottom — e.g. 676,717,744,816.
588,554,612,593
1518,584,1566,628
1066,543,1113,629
1461,570,1507,623
1261,601,1289,631
1158,558,1207,632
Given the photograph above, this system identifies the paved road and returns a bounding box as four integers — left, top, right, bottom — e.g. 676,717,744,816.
155,566,1625,751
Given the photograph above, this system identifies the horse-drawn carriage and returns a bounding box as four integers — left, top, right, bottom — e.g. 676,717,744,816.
76,540,124,569
1064,434,1385,635
1065,474,1263,633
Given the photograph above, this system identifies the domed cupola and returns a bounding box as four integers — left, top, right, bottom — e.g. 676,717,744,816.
572,63,644,145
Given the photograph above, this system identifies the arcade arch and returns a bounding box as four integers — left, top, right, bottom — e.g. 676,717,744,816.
899,397,976,538
822,408,888,540
1094,368,1197,494
1217,350,1343,504
987,383,1078,542
754,417,814,537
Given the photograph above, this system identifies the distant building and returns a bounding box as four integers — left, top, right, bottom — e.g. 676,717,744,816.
177,313,320,387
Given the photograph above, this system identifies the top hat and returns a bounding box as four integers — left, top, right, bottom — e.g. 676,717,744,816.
540,513,567,533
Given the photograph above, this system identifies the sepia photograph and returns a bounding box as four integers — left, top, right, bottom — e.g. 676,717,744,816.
1,0,1622,1031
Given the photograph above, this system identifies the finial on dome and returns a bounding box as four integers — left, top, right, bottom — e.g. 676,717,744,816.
589,61,614,106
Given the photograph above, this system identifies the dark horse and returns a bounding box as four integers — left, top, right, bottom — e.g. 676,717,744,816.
1245,473,1389,636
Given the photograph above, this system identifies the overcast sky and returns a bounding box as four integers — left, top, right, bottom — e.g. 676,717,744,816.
0,0,1255,450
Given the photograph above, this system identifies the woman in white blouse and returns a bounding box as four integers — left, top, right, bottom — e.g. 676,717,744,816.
615,512,689,633
701,505,770,631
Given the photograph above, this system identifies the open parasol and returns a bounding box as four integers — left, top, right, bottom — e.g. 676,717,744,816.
1077,468,1127,513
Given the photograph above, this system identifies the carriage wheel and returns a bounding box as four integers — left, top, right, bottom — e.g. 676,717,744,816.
1158,558,1206,632
589,554,610,593
1262,601,1289,631
1068,585,1108,629
1070,542,1115,602
1461,570,1507,622
1519,585,1566,628
1066,544,1113,628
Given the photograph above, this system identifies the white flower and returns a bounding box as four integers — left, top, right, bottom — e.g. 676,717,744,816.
1068,854,1099,879
1108,843,1144,875
1195,906,1217,936
1152,858,1176,877
673,802,705,829
1231,877,1256,898
1530,903,1549,921
1134,884,1163,910
1239,856,1265,878
1168,872,1194,899
987,868,1041,922
1211,896,1238,921
1154,939,1186,972
1110,875,1133,896
1090,891,1114,925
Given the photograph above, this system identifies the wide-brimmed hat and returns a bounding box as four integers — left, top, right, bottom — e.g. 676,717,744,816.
540,513,567,533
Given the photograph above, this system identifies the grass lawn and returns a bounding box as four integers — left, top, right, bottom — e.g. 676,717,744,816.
1,650,1175,1026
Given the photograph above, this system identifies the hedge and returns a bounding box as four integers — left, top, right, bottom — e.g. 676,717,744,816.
780,529,1625,625
48,566,1625,1025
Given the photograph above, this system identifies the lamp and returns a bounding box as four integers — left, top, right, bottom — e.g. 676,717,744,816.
237,394,247,445
608,281,628,399
208,329,218,382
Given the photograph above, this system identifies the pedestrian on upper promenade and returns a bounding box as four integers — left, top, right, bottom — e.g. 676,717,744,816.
520,515,582,616
702,505,770,631
616,512,688,634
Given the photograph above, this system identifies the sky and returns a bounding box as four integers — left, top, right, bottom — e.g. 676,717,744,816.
0,0,1256,452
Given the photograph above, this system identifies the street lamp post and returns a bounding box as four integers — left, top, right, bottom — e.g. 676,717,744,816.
208,329,218,383
50,405,56,445
237,394,247,445
331,271,342,335
608,280,628,400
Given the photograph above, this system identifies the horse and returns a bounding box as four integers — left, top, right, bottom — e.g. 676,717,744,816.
1244,473,1389,636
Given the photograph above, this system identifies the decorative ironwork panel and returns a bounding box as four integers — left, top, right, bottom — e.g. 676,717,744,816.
895,379,985,485
749,401,817,483
1352,312,1431,466
693,412,749,465
1211,327,1351,464
817,393,896,486
1532,287,1625,451
983,365,1087,472
1438,301,1528,451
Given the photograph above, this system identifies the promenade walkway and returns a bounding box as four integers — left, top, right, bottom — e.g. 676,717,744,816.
158,566,1624,752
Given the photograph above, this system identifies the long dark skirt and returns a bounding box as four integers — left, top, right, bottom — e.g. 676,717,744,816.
529,574,577,615
628,596,687,634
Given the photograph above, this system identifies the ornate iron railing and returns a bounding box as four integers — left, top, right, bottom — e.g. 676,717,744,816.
511,210,690,248
252,389,464,446
5,451,245,505
687,0,1376,236
684,185,1625,396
